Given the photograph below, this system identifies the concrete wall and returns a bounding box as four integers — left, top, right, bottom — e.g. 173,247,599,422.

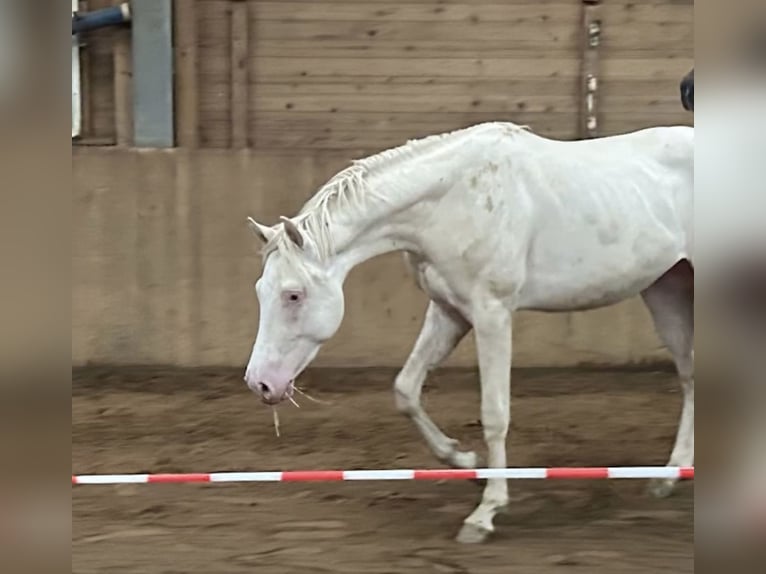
73,147,668,368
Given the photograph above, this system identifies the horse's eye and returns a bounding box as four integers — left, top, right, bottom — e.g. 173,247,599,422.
282,290,304,304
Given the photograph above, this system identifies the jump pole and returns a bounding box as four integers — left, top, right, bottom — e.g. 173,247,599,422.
73,466,694,485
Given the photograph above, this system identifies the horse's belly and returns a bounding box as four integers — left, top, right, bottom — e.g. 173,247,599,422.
516,249,684,312
517,274,656,312
514,190,689,312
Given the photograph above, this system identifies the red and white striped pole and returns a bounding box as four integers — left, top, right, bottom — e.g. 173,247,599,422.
73,466,694,485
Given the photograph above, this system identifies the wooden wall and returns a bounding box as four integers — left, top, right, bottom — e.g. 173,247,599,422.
75,0,693,150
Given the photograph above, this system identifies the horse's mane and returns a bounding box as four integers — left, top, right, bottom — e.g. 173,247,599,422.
262,122,531,263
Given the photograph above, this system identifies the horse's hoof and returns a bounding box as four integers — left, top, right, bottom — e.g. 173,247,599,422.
456,522,491,544
648,477,676,499
450,450,480,470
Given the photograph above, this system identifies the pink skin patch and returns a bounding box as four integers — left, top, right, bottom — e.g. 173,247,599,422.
245,372,296,405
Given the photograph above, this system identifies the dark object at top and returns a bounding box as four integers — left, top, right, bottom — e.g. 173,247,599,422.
72,4,131,35
680,69,694,112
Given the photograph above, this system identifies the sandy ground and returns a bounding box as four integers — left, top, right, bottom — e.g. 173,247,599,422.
73,367,693,573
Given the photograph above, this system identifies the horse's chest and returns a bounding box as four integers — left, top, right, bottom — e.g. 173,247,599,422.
406,254,466,309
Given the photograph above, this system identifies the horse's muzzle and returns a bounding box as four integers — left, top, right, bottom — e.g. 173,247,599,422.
245,375,295,405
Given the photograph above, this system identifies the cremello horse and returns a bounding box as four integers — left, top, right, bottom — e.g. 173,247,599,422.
244,122,694,543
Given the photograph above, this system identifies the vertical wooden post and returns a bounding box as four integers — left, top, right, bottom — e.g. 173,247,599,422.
113,29,133,146
579,0,602,139
174,0,199,147
230,0,250,148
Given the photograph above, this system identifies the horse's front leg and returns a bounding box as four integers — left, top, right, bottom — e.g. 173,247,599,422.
457,302,512,544
394,300,478,469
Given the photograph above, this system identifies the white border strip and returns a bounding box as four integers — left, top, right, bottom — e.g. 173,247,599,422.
209,472,282,482
477,468,547,480
343,470,415,480
608,466,681,479
75,474,149,485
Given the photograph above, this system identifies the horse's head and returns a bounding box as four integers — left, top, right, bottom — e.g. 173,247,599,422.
243,216,345,405
681,68,694,111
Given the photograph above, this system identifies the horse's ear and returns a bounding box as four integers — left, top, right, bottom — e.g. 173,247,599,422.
247,217,276,245
280,216,305,248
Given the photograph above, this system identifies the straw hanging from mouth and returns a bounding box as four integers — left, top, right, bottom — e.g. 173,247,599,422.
295,386,332,405
272,407,280,437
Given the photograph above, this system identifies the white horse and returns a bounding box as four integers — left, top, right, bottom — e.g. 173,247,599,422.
244,121,694,543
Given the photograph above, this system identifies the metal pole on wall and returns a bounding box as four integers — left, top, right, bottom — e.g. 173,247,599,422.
72,0,82,139
578,0,602,139
131,0,175,147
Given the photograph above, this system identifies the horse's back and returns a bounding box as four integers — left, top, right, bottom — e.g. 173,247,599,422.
505,126,694,311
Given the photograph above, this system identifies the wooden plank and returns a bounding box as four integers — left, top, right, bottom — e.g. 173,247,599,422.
250,77,683,98
252,2,581,22
71,136,117,146
201,56,692,80
201,74,684,91
241,93,683,114
230,1,250,148
196,0,230,147
223,16,691,42
247,111,689,151
113,29,133,146
247,117,689,150
174,0,199,147
236,21,688,50
245,93,579,113
600,22,692,52
600,2,693,24
250,1,690,24
245,19,578,44
246,57,584,78
85,29,117,142
238,41,692,60
249,125,577,151
600,112,692,135
199,45,573,62
246,110,579,147
249,110,575,132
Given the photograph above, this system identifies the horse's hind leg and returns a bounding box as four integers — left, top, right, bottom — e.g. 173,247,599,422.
394,300,478,469
641,260,694,498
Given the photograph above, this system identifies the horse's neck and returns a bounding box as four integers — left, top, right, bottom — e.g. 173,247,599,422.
328,142,470,276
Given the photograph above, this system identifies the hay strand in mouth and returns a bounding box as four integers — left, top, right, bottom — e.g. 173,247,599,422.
295,386,332,405
272,407,280,437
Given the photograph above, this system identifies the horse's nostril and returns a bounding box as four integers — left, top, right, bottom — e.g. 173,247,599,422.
257,382,271,397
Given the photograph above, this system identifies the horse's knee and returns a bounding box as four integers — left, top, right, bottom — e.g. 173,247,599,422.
480,409,510,443
395,393,417,416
